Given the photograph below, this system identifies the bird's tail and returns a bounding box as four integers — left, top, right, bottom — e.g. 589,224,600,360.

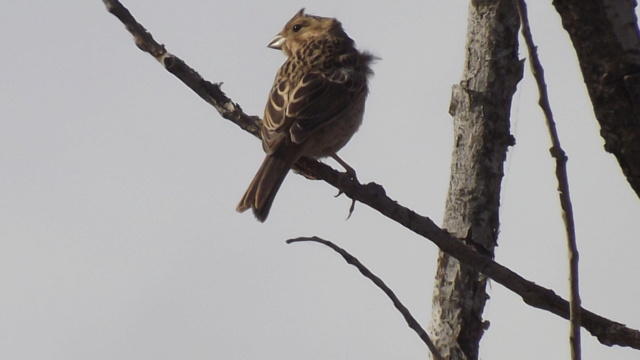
237,153,296,222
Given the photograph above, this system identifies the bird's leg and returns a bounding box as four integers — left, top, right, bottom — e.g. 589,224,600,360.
331,153,358,182
330,153,358,218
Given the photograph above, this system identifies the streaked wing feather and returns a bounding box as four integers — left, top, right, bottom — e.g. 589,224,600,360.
263,37,367,150
262,77,291,154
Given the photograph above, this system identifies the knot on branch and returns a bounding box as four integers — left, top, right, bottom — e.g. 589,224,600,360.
362,182,386,197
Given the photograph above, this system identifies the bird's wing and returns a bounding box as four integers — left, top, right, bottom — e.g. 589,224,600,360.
262,41,367,153
286,72,351,144
262,74,292,155
262,62,354,153
289,50,368,144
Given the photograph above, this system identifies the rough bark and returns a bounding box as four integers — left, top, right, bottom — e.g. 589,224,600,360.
553,0,640,198
428,1,522,359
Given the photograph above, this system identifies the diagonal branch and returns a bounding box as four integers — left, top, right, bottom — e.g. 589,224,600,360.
286,236,444,360
516,1,582,359
103,0,640,349
102,0,261,139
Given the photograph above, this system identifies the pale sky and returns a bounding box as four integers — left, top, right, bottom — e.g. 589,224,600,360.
1,1,639,359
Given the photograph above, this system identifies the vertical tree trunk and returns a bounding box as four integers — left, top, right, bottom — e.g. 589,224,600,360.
553,0,640,198
428,1,522,359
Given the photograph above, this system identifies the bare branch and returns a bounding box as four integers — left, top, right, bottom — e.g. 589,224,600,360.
516,0,582,359
103,0,640,349
102,0,261,138
286,236,444,360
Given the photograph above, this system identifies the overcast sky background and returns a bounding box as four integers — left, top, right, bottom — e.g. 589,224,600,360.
2,1,639,359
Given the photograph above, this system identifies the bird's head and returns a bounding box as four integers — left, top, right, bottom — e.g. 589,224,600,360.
268,8,349,57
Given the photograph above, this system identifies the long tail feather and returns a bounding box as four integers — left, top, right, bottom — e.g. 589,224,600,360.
237,154,296,222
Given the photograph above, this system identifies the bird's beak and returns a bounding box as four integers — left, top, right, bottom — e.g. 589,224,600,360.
268,35,286,50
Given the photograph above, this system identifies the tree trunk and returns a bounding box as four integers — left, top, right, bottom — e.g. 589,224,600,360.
428,1,522,359
553,0,640,198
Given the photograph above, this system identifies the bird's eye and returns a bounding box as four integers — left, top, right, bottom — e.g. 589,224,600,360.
292,24,302,32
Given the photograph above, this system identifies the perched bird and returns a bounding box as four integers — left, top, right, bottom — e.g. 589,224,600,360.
237,8,375,222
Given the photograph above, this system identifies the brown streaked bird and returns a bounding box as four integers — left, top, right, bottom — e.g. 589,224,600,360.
237,8,375,222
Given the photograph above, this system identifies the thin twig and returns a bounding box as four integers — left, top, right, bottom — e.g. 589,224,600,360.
516,1,582,359
286,236,444,360
103,0,640,349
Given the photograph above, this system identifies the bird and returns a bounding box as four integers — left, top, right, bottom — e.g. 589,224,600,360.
237,8,375,222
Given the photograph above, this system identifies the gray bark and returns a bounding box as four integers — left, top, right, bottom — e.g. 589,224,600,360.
428,1,522,359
